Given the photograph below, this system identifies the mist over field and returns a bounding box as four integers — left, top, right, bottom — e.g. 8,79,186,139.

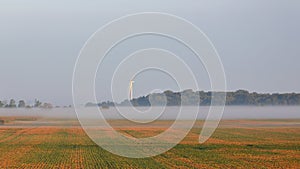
0,1,300,168
1,106,299,120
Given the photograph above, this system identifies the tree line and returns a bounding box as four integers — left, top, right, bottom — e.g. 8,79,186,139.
88,89,300,107
0,99,54,109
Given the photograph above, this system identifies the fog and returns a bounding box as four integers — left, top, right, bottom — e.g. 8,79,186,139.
1,106,299,120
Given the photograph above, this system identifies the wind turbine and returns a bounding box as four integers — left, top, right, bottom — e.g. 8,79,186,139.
129,80,134,100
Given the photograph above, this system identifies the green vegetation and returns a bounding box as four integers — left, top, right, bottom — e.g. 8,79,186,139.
6,99,17,108
18,100,26,108
0,122,299,168
0,99,54,109
90,89,300,107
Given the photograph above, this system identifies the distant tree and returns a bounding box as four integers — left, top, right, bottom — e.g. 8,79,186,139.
34,99,42,108
85,102,97,107
8,99,16,108
0,101,3,108
2,100,8,108
41,103,53,109
87,90,300,107
119,100,131,106
18,100,26,108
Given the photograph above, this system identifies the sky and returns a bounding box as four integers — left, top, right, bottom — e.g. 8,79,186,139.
0,0,300,105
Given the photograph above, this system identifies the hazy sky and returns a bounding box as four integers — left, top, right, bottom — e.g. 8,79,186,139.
0,0,300,105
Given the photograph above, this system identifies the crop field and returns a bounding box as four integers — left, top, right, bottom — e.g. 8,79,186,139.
0,119,299,168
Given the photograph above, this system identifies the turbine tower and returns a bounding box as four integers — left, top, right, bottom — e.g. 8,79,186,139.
129,80,134,100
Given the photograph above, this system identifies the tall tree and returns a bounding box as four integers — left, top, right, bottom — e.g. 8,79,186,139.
34,99,42,108
41,103,53,109
18,100,26,108
8,99,16,108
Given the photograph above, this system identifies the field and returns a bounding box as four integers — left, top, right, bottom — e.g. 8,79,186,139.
0,118,299,168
